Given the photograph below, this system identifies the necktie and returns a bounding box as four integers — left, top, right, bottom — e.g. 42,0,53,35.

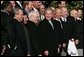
49,20,54,29
59,20,63,29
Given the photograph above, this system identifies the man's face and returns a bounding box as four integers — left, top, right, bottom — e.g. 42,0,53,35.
8,3,13,12
78,10,83,18
73,10,78,19
31,13,40,24
10,1,16,9
61,8,68,18
39,5,45,14
33,1,42,8
27,1,33,11
45,10,53,20
56,9,62,19
18,10,24,21
23,15,28,24
61,1,66,7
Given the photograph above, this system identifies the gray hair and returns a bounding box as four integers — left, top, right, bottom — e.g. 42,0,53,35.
14,7,22,15
28,10,39,19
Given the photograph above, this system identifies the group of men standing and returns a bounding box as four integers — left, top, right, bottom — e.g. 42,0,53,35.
1,1,83,56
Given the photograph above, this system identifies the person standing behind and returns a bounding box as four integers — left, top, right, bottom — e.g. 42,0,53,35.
1,1,15,56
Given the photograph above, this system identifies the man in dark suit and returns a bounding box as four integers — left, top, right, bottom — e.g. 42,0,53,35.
60,7,75,56
1,1,16,56
75,19,83,56
38,8,58,56
52,8,64,56
70,9,83,56
10,8,28,56
25,11,41,56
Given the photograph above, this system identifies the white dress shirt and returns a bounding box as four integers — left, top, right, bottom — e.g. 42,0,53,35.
61,17,67,22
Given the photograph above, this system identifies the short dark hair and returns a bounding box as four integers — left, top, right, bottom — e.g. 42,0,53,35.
57,1,67,4
45,8,53,14
1,1,11,10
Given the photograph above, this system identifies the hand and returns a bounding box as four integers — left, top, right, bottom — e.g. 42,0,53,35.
1,45,6,55
38,54,42,56
27,54,31,56
44,50,49,56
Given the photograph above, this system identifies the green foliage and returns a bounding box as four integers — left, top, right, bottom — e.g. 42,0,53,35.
50,1,83,10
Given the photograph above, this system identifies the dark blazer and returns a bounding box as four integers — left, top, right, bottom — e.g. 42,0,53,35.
52,19,63,44
1,11,16,56
25,20,40,56
74,19,83,49
11,19,28,56
38,19,58,56
60,16,75,43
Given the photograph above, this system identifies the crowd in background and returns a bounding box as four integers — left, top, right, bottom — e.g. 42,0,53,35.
1,1,83,56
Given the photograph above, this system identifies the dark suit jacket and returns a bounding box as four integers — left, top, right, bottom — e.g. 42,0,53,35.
25,20,40,56
52,19,63,44
60,16,75,43
74,19,83,49
38,19,58,56
1,11,16,56
11,19,28,56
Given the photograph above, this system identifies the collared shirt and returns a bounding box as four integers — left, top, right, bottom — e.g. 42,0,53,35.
61,17,67,22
